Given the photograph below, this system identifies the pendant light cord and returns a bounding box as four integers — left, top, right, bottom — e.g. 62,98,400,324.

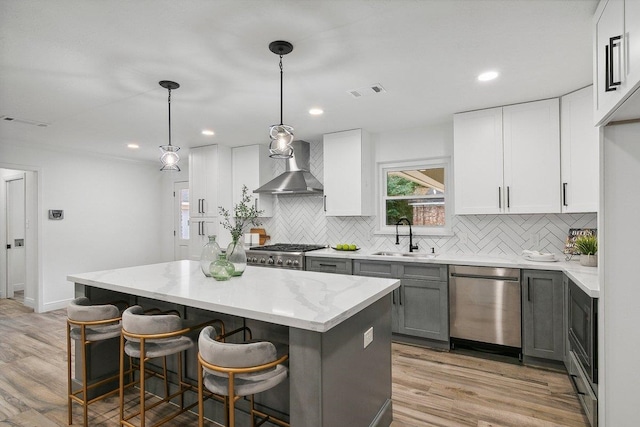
279,55,284,126
167,88,172,147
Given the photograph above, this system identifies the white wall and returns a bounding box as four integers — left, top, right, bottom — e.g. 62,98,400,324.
601,122,640,427
0,141,169,311
374,122,453,162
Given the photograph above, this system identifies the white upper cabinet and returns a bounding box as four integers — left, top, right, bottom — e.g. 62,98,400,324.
561,87,599,213
503,98,560,214
189,144,232,219
454,99,560,215
453,107,504,214
594,0,640,125
232,144,273,217
323,129,373,216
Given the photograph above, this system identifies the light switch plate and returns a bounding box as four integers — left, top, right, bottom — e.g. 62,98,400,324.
364,327,374,348
48,209,64,220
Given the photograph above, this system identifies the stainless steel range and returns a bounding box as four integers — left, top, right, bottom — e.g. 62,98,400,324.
247,244,326,270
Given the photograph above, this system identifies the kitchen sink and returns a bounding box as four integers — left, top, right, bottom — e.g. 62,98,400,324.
371,251,438,259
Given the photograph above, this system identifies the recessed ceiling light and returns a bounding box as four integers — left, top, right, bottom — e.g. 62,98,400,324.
478,71,499,82
309,108,324,116
202,129,215,136
127,143,139,149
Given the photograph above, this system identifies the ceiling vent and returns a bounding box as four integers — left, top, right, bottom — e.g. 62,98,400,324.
347,83,386,98
1,115,49,127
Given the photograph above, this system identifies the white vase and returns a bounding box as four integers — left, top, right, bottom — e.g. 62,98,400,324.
580,254,597,267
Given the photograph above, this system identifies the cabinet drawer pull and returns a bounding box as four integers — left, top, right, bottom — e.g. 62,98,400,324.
319,263,337,268
562,182,568,207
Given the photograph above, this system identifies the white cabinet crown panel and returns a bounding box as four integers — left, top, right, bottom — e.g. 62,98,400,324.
232,144,273,217
323,129,373,216
560,86,599,213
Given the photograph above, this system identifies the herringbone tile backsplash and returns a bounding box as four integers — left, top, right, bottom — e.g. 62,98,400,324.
258,141,597,255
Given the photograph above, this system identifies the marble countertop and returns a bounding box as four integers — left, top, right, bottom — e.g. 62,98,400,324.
307,248,600,298
68,260,400,333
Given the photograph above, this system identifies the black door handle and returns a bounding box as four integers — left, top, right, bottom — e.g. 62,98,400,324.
605,35,622,92
6,244,10,249
563,183,568,207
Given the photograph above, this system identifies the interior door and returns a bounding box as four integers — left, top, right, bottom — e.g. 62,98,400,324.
173,181,190,260
6,177,26,298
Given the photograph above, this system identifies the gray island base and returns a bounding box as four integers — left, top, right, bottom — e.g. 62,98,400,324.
69,260,400,427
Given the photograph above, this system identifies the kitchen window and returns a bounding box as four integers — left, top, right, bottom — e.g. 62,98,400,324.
378,158,452,236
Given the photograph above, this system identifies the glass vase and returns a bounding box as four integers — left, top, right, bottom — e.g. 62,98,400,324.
210,254,235,281
226,236,247,276
200,235,222,277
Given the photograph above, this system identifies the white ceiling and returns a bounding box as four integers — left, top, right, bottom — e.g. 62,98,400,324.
0,0,598,164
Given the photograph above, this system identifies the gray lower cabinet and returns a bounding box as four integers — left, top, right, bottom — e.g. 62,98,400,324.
354,260,448,342
522,270,564,361
306,256,353,274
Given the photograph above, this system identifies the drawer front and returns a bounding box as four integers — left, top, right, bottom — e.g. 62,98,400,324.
353,260,395,278
568,350,598,427
306,257,352,275
398,263,447,281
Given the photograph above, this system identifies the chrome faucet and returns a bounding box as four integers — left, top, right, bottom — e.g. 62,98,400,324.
395,217,419,252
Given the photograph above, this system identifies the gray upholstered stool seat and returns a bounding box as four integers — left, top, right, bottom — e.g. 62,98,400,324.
67,296,127,427
119,305,224,427
197,325,289,427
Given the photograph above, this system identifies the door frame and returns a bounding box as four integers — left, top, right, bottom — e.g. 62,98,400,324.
3,173,25,299
173,181,190,260
0,163,40,311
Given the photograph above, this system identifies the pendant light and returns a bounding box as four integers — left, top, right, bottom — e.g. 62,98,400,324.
159,80,181,171
268,41,294,159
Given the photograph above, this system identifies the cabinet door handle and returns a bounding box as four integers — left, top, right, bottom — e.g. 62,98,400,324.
392,289,396,305
527,277,531,302
507,186,510,208
498,187,502,209
323,195,327,212
605,35,622,92
562,183,568,207
255,199,258,210
399,287,403,305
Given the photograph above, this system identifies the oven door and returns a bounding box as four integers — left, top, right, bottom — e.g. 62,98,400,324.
568,280,597,383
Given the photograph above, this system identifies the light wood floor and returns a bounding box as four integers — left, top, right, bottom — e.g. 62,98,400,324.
0,297,588,427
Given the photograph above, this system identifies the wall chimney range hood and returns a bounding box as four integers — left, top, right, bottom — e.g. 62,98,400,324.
254,140,323,195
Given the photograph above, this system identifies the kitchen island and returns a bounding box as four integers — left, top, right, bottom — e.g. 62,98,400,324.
68,260,400,427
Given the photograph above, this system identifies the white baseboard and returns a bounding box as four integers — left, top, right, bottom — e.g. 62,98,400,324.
42,298,71,312
23,296,35,309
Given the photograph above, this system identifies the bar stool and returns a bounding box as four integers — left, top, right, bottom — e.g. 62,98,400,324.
67,296,128,426
197,325,289,427
119,305,224,427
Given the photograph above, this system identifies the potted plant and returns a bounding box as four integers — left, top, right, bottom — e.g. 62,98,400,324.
574,234,598,267
219,185,263,276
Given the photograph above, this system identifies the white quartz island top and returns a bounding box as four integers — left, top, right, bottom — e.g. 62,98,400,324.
68,260,400,333
308,248,600,297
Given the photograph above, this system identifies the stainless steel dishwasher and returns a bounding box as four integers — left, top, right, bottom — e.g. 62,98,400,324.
449,265,521,349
